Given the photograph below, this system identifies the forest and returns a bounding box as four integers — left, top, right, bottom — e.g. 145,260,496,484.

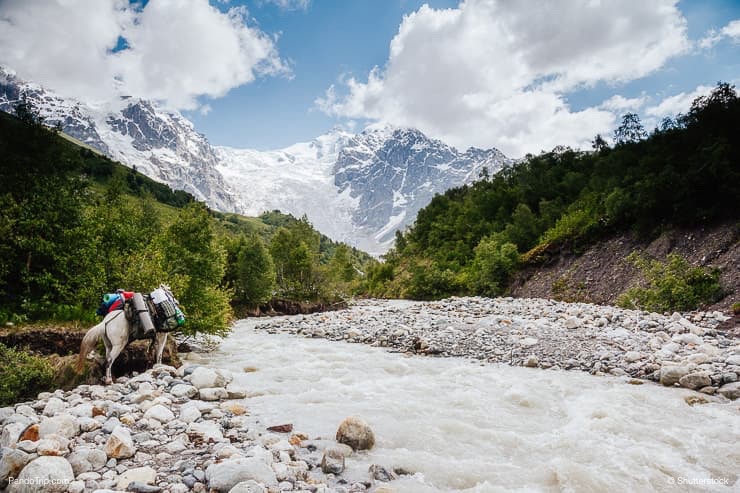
364,83,739,309
0,105,374,337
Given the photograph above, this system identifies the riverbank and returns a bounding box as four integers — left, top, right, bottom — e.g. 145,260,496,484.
253,297,740,398
0,364,379,493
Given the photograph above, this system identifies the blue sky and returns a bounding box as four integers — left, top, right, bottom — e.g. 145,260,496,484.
1,0,738,156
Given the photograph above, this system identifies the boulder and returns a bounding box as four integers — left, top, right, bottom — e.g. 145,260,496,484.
564,317,580,330
9,456,73,493
336,416,375,451
187,421,224,443
725,355,740,366
1,422,27,448
205,458,278,492
190,367,226,390
0,448,30,484
105,426,136,459
38,415,78,439
226,383,247,399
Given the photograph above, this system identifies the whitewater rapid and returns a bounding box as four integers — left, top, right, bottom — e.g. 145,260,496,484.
200,317,739,492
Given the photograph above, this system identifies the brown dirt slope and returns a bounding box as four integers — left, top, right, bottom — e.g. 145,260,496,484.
510,221,739,314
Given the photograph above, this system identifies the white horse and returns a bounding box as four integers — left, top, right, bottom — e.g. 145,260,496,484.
75,310,169,384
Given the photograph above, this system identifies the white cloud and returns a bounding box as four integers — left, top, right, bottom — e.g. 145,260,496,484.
599,94,648,112
0,0,287,111
699,19,740,48
644,85,712,119
258,0,310,11
318,0,689,157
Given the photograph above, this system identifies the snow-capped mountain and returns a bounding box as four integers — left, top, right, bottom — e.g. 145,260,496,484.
0,68,236,211
0,68,510,254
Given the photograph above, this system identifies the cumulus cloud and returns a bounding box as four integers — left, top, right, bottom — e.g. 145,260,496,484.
599,94,647,112
317,0,689,156
699,19,740,49
644,85,712,119
0,0,287,110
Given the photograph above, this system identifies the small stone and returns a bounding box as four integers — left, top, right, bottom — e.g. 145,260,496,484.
564,317,580,330
659,366,689,386
524,355,538,368
369,464,397,482
336,416,375,451
190,367,226,390
320,446,346,474
725,355,740,366
67,480,85,493
267,424,293,433
205,458,278,492
228,481,267,493
678,372,711,390
116,466,157,489
199,388,229,401
144,405,175,423
170,384,199,399
624,351,642,363
105,426,136,459
179,402,201,423
684,395,709,406
717,381,740,400
187,421,224,443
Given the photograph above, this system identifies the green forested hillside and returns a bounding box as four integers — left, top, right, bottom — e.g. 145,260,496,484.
0,107,374,333
366,83,739,305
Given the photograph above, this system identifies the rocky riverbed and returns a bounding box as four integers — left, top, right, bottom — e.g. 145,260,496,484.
254,297,740,398
0,364,387,493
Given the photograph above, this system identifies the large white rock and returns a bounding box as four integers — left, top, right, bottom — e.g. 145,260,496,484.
143,404,175,423
206,458,278,492
0,448,30,483
179,402,201,423
116,466,157,489
187,421,224,443
9,456,73,493
105,426,136,459
190,367,226,390
170,384,198,399
0,422,26,448
39,415,79,439
41,398,66,417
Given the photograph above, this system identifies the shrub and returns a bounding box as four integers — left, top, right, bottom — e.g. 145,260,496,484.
618,253,724,312
0,343,54,405
469,237,520,297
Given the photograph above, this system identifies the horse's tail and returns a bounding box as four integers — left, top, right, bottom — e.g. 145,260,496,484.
75,322,105,373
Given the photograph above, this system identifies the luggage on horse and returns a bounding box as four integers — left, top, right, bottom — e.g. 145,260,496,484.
132,292,156,335
96,290,133,316
149,285,185,332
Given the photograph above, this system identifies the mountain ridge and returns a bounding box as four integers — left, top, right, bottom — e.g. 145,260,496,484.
0,68,511,254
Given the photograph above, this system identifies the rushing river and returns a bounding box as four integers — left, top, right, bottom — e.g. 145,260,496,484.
200,316,740,492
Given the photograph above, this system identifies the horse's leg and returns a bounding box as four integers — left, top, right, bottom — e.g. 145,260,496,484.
105,342,124,385
155,333,168,365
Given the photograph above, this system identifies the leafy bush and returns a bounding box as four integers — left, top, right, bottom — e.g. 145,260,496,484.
539,207,600,246
402,259,462,300
618,253,723,312
468,237,520,297
0,343,54,405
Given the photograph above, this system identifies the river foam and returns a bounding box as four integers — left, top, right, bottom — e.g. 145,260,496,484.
201,317,739,492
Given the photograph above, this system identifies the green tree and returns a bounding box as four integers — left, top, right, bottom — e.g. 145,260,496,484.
613,113,647,145
231,235,276,307
469,237,519,297
160,203,232,337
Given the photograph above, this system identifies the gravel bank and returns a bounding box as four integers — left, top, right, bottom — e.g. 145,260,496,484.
254,297,740,398
0,364,385,493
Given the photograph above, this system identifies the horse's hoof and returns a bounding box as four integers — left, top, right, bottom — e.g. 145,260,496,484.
104,378,113,385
